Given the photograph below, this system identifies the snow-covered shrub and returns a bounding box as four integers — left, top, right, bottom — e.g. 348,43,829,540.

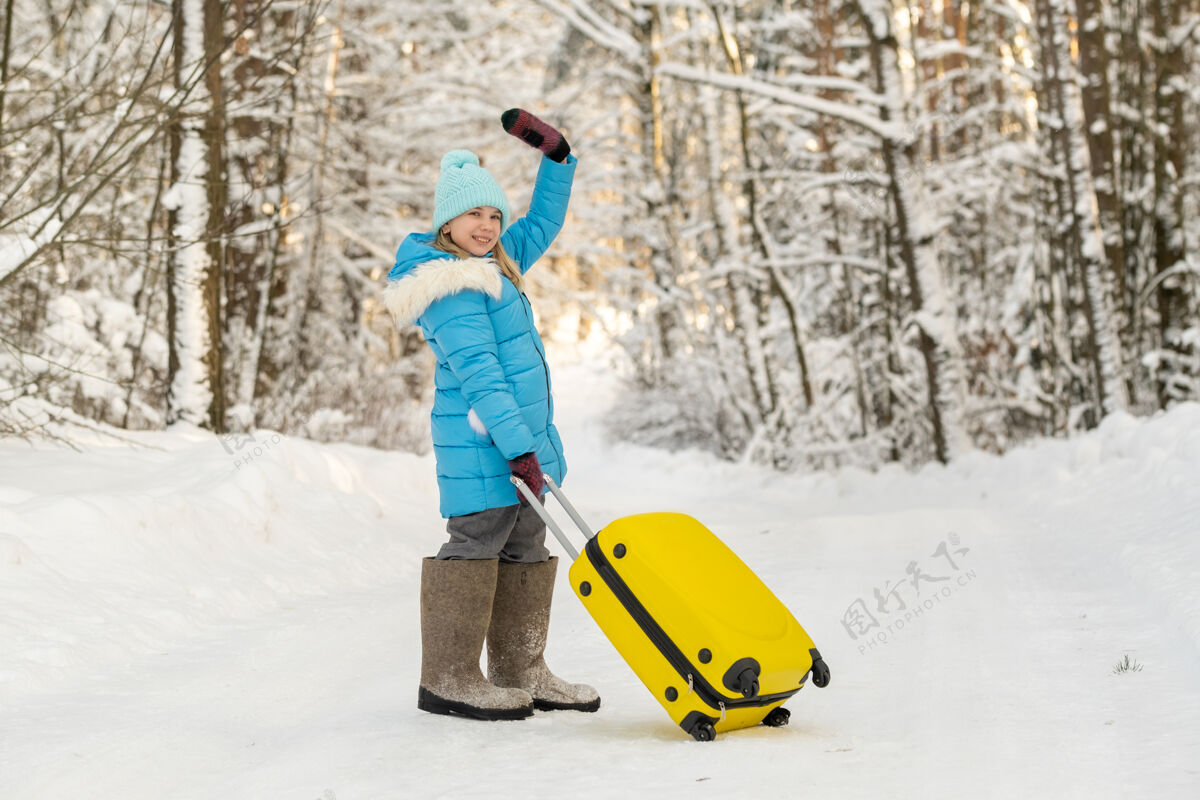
0,286,168,434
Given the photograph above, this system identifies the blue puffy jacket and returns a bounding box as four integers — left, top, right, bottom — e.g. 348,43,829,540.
383,155,576,518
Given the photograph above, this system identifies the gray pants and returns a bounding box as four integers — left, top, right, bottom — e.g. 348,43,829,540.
437,499,550,563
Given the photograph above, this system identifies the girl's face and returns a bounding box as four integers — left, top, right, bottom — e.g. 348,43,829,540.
441,206,502,257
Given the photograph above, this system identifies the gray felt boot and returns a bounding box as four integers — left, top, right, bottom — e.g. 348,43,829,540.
418,558,534,721
486,557,601,712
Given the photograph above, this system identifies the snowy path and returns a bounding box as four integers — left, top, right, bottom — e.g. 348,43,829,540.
3,359,1200,798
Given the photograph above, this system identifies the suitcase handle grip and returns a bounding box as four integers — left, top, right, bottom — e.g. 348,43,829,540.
510,474,594,561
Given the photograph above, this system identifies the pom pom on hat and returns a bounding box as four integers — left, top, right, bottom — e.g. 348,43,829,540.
432,149,511,235
440,149,478,172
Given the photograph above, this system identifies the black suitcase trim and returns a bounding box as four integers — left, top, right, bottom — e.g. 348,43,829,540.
584,536,801,714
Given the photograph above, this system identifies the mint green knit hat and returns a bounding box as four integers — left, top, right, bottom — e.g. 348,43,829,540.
432,150,511,234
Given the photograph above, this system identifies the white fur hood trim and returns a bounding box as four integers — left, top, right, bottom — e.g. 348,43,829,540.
382,256,504,328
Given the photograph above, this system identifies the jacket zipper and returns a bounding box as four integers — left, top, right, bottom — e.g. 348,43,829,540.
519,290,562,468
584,537,800,711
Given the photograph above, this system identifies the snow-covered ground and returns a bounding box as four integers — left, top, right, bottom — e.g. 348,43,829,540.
3,344,1200,799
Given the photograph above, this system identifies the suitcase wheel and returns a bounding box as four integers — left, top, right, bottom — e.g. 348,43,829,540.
682,712,719,742
811,658,831,688
690,721,717,742
735,668,759,698
763,707,791,728
721,658,762,698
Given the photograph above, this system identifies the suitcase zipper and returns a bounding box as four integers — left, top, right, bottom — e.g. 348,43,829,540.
584,537,799,711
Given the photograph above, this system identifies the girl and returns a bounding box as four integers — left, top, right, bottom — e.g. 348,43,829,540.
382,110,599,721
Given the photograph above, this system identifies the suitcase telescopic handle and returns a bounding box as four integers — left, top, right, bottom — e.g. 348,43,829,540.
510,474,595,561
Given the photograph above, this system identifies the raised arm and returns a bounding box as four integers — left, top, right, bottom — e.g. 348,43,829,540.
500,154,578,274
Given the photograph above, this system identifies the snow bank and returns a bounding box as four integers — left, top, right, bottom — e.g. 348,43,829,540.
0,426,441,700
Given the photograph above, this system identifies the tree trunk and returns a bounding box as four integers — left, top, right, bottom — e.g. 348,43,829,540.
228,2,301,414
1149,0,1191,407
0,0,14,180
165,0,226,431
1075,0,1127,322
709,2,813,413
1037,0,1129,419
858,0,971,463
632,8,703,388
292,5,343,366
123,146,171,428
816,0,870,436
1028,0,1074,425
707,3,785,420
242,74,296,412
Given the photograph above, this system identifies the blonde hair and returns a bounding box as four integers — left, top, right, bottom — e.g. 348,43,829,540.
434,229,523,290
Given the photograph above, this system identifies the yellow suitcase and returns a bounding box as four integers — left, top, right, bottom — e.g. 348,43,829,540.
515,476,830,741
